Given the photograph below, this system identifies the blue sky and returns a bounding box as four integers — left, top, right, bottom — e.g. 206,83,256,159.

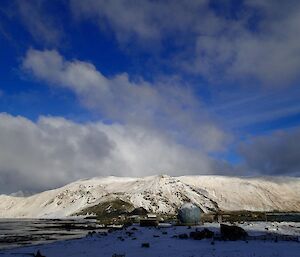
0,0,300,193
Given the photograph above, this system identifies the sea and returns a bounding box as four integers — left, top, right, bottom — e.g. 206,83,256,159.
0,218,104,249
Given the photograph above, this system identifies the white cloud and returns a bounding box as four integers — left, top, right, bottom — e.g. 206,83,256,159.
14,0,62,45
8,48,234,193
0,113,217,193
181,1,300,85
70,0,300,86
22,48,229,152
70,0,212,43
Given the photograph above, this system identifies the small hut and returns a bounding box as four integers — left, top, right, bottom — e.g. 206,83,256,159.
178,203,201,225
140,215,158,227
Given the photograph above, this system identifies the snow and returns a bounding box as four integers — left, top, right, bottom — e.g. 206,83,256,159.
0,222,299,257
0,175,299,218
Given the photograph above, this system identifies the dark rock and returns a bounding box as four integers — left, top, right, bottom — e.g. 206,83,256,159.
34,250,46,257
125,231,134,237
220,224,248,241
117,236,125,241
190,228,214,240
141,242,150,248
178,233,189,239
87,231,97,237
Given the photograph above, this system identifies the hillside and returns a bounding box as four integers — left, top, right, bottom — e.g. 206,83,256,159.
0,175,299,218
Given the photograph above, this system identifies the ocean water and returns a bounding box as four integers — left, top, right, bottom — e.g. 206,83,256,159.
265,213,300,222
0,219,103,249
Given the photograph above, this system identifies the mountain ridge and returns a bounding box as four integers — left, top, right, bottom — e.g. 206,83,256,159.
0,175,299,218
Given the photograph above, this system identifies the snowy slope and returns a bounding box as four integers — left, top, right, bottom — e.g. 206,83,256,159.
179,176,300,212
0,175,299,218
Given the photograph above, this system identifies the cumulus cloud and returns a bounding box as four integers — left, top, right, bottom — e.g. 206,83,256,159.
0,113,219,193
239,129,300,176
0,48,237,193
70,0,300,85
22,48,229,152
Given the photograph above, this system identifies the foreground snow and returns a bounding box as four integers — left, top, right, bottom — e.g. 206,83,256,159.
0,175,299,218
0,222,299,257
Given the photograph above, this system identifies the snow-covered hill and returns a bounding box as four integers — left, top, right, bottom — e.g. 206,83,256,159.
0,175,299,218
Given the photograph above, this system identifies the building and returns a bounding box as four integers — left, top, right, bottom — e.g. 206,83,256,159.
140,213,158,227
178,203,201,225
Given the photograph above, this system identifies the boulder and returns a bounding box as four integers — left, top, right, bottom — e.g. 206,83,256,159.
220,224,247,240
34,250,46,257
178,233,189,239
190,228,214,240
141,242,150,248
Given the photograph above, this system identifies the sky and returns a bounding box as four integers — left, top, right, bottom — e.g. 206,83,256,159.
0,0,300,194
